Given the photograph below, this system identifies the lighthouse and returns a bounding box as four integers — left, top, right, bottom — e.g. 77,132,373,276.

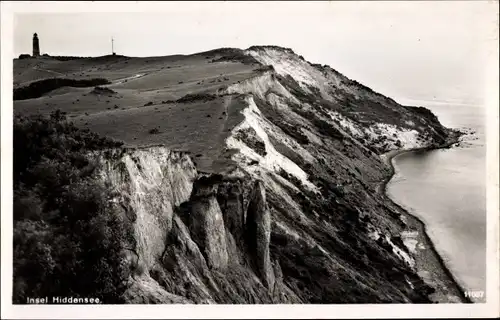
32,33,40,57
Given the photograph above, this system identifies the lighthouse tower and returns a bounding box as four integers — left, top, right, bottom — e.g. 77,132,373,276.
32,33,40,57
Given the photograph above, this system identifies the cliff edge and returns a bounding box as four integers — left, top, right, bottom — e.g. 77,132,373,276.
13,45,463,304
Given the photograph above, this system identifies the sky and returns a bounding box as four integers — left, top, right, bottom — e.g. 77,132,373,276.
11,1,499,105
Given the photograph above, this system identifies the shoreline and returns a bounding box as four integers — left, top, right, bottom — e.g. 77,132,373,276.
379,133,473,304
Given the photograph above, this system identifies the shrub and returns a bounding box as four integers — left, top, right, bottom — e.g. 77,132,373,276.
252,97,309,146
210,51,260,65
176,93,217,103
14,78,111,100
277,168,303,188
312,118,344,140
234,128,266,157
13,111,128,304
91,86,116,95
148,128,160,134
253,65,275,73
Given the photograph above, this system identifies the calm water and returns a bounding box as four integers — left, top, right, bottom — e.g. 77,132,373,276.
387,100,486,302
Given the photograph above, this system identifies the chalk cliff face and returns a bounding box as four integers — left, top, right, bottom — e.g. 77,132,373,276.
89,46,456,303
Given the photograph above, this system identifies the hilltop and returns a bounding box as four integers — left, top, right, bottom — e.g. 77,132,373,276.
13,45,464,304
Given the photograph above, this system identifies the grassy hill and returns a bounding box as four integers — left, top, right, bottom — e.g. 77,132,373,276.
14,50,261,173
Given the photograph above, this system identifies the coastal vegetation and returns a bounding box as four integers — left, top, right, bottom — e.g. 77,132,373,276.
13,111,128,303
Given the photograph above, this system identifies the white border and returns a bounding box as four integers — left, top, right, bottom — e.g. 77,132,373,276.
1,1,499,319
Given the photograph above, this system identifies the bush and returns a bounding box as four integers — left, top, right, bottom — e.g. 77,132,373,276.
148,127,160,134
14,78,111,100
50,56,88,61
91,86,116,95
253,97,309,146
292,100,344,141
209,51,260,65
234,128,266,157
13,111,129,304
312,118,344,140
277,168,303,188
176,93,217,103
253,65,275,73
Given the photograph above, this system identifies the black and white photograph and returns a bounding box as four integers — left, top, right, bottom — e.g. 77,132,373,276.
1,1,499,319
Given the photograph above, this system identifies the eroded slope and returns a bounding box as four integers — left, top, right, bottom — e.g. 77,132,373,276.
14,46,464,303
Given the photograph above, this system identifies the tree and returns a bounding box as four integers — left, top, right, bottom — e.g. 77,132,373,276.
13,111,129,304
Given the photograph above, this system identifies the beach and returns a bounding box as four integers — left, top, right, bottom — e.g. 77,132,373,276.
379,133,472,303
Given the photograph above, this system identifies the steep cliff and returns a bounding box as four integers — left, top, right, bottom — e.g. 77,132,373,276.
14,45,462,304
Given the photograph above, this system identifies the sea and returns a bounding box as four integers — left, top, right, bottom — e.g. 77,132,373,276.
387,99,487,303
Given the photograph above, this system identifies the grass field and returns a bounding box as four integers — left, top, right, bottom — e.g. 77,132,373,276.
14,52,260,173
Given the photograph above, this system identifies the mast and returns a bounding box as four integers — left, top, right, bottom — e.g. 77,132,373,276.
111,37,114,55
